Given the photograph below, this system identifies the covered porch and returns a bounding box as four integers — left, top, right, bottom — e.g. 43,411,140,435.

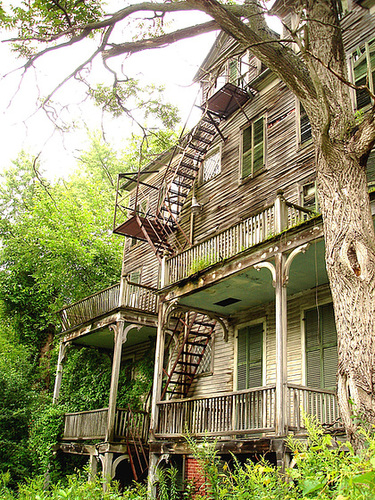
156,384,340,438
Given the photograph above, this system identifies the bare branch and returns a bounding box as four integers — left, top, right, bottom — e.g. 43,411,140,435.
103,20,218,59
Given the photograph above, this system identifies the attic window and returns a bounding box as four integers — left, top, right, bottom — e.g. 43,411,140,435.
203,148,221,182
214,297,241,307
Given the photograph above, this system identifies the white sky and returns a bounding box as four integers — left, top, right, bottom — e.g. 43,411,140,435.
0,2,280,179
0,7,217,179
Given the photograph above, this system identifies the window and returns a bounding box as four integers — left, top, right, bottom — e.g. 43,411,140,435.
202,148,221,182
228,52,250,89
196,340,213,375
367,147,375,186
237,323,263,390
128,269,141,308
301,181,318,211
241,117,265,179
305,303,338,390
352,38,375,111
299,103,312,145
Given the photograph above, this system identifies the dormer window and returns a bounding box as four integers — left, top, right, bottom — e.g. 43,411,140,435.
202,147,221,183
241,116,265,179
352,38,375,111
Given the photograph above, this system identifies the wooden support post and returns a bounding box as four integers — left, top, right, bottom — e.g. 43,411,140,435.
274,190,288,234
149,302,168,439
275,253,288,437
52,341,68,404
102,452,114,491
106,322,140,442
147,453,159,499
88,453,98,482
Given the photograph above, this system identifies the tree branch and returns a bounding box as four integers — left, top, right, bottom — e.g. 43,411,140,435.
103,20,218,59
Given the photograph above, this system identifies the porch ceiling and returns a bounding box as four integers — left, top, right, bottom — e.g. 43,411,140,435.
71,322,156,350
177,239,328,316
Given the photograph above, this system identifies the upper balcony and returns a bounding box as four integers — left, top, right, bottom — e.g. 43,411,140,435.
57,281,158,333
164,195,316,287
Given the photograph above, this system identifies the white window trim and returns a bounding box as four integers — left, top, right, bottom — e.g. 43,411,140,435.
201,144,222,184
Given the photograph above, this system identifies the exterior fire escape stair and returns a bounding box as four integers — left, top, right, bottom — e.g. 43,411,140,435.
161,312,216,400
126,405,149,482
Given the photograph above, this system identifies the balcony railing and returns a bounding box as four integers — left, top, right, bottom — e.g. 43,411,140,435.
63,407,149,442
156,386,276,437
156,385,340,438
57,281,158,331
165,198,314,285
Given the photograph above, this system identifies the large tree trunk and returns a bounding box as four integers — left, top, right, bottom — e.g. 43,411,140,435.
317,140,375,444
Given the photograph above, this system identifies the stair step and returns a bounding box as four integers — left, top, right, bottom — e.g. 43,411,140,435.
184,153,201,162
173,180,191,189
176,171,195,181
180,162,200,171
177,360,199,367
192,135,211,144
166,390,186,395
161,206,179,215
197,126,216,135
186,341,207,347
173,370,195,376
168,189,188,197
189,331,211,337
190,144,208,154
193,321,216,327
166,198,184,206
182,350,204,357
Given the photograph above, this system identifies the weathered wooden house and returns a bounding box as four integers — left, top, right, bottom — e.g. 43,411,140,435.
54,0,375,492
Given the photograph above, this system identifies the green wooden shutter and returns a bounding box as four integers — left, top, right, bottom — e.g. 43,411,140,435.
354,45,372,110
229,59,238,84
300,104,312,144
253,117,264,174
367,148,375,185
237,324,263,390
305,303,338,390
305,308,321,388
242,126,252,178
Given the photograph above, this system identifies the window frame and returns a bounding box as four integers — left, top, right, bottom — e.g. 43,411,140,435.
240,115,266,181
296,100,312,147
201,145,222,184
351,37,375,112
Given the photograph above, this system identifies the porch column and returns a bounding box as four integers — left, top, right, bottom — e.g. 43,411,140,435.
275,253,288,437
52,341,68,404
149,301,168,438
106,321,140,442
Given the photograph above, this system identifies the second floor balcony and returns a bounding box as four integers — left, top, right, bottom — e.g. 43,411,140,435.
165,195,316,286
57,281,158,332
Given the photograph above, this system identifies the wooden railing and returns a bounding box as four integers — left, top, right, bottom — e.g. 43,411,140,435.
57,282,157,331
63,408,109,440
156,386,276,437
165,198,314,285
63,407,149,442
115,408,150,442
287,384,341,431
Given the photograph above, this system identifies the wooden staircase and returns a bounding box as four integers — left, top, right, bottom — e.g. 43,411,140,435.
161,312,216,400
127,405,149,482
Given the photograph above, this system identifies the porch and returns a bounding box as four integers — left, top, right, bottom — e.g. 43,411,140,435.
62,407,149,443
156,385,341,438
165,195,315,285
57,281,158,332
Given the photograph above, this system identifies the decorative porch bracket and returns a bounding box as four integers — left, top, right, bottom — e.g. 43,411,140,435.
254,243,309,436
106,322,141,442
